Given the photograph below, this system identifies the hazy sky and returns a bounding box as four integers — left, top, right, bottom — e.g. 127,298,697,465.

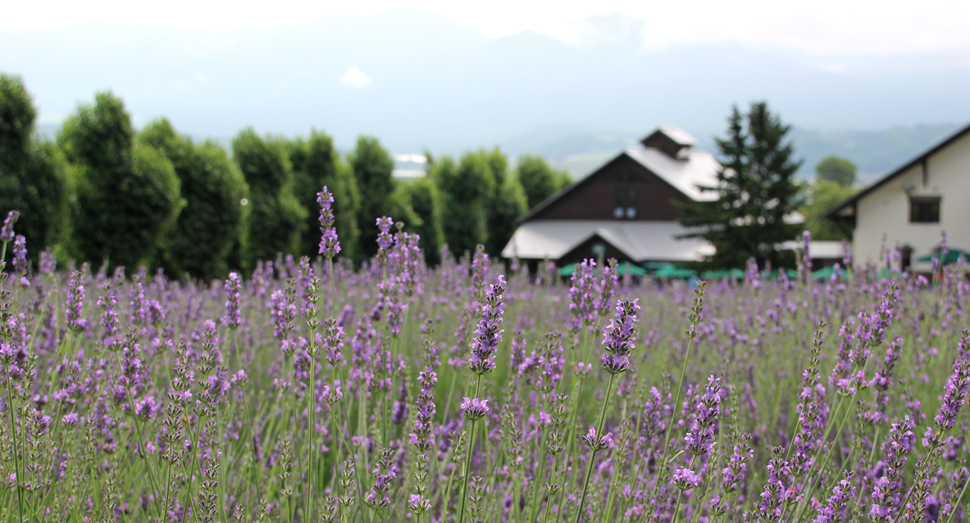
6,0,970,57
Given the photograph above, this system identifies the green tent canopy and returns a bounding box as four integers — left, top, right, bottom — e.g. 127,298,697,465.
916,248,970,265
701,268,745,280
557,262,647,277
653,265,697,278
811,266,849,280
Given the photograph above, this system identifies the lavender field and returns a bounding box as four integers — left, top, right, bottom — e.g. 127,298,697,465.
0,204,968,523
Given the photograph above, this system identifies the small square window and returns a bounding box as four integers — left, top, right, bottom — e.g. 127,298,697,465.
613,185,637,219
910,196,940,223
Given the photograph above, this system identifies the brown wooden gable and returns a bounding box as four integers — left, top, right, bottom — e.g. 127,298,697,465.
525,153,693,222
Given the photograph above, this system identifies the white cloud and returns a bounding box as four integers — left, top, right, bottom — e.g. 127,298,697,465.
195,72,210,83
339,66,373,89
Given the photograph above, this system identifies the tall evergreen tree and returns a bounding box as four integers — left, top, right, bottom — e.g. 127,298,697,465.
60,91,182,270
232,128,306,268
0,74,70,258
515,154,569,209
401,176,444,266
482,148,527,257
140,118,249,280
288,130,362,263
677,102,802,269
433,152,494,260
349,136,396,259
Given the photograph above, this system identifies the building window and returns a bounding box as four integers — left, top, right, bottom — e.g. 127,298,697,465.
614,186,637,220
910,196,941,223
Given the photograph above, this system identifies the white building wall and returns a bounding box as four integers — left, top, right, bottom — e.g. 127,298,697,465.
853,131,970,270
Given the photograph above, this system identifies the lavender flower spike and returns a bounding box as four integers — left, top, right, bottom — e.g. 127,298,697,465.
0,210,18,242
467,274,506,376
600,298,640,375
12,235,28,287
224,272,242,329
317,186,341,258
460,397,489,421
66,270,88,332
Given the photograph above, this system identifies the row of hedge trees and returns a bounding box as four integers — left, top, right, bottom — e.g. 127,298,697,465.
0,74,571,280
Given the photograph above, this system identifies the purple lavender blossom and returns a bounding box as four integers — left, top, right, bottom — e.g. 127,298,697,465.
600,298,640,375
581,427,613,450
224,272,242,329
595,259,619,316
39,249,56,274
376,216,394,264
811,472,854,523
569,259,598,330
0,210,18,242
66,270,88,332
466,275,506,375
317,186,341,258
460,397,489,421
684,375,721,456
672,467,702,490
12,235,27,287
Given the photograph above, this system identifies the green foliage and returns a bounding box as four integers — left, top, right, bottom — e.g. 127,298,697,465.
0,74,36,167
678,102,803,270
349,136,396,259
288,130,362,263
482,148,526,257
388,186,422,234
233,128,306,268
815,155,857,186
433,152,494,260
60,92,134,181
60,92,182,269
515,154,567,209
401,176,444,266
0,74,70,256
799,179,859,241
140,118,249,281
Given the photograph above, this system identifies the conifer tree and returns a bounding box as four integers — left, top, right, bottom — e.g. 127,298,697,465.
140,118,248,280
60,91,182,269
349,136,396,259
678,102,802,269
288,130,362,263
0,74,70,257
232,128,306,268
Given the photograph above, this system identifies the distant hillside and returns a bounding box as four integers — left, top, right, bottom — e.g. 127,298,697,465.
788,124,962,182
503,123,963,182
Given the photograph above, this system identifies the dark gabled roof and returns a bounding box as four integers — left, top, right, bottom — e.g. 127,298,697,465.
821,121,970,221
516,144,720,225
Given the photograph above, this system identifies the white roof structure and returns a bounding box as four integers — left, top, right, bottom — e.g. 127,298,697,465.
777,240,847,260
656,125,698,146
501,220,715,262
623,146,721,201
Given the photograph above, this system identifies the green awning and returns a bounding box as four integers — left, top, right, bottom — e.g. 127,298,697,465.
762,269,799,280
701,268,745,279
558,263,577,276
653,265,697,278
811,266,849,280
618,263,647,276
558,262,647,277
917,248,970,265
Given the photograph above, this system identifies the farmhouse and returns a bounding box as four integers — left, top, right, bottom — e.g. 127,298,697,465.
501,126,717,269
822,122,970,272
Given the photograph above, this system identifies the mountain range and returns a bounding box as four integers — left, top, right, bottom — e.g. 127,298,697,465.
4,8,968,180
